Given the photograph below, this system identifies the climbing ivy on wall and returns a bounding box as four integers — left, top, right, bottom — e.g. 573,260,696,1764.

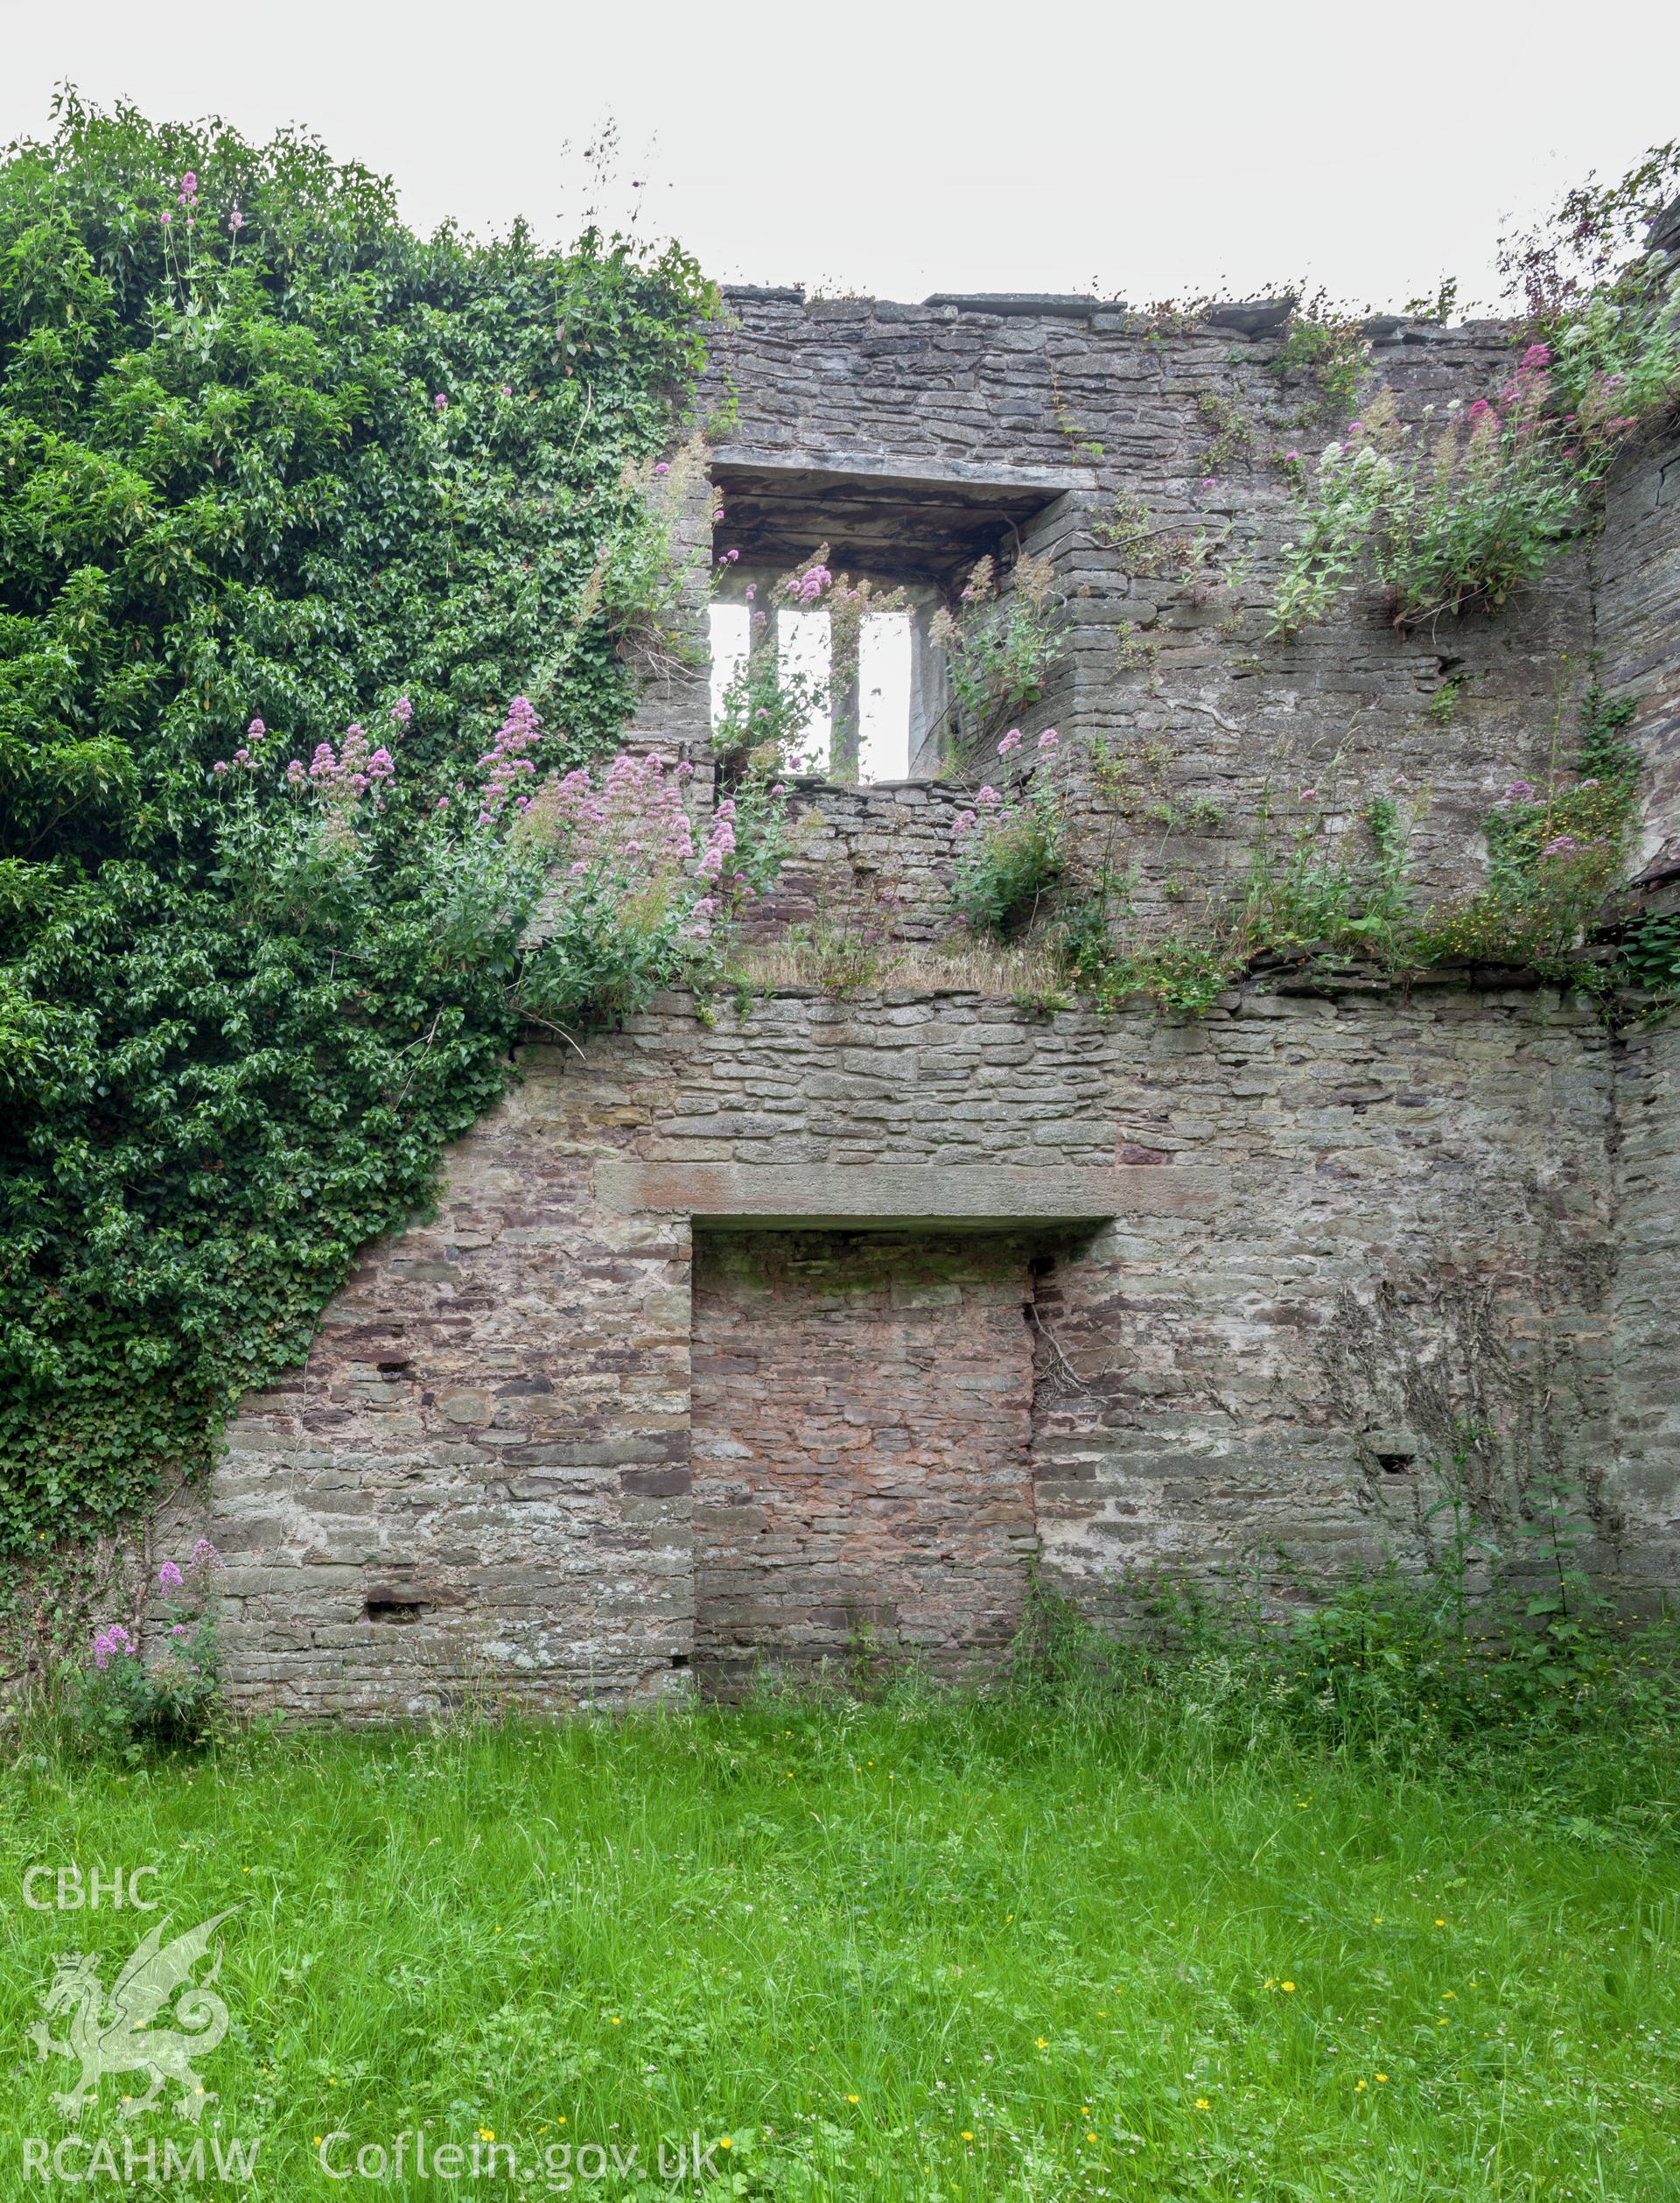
0,95,715,1563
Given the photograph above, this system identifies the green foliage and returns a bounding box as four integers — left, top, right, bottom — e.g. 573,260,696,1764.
710,649,828,772
932,553,1068,736
9,1605,1680,2197
949,782,1065,938
1195,388,1255,473
1270,382,1594,638
1418,692,1639,974
1272,151,1680,641
1618,906,1680,1003
1057,703,1641,1015
1012,1438,1653,1758
0,96,715,1559
1267,292,1370,421
71,1542,224,1759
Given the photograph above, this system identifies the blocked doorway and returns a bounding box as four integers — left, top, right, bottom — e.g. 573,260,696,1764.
690,1229,1040,1695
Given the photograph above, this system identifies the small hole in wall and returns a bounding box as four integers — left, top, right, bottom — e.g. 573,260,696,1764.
363,1598,425,1624
669,1652,691,1670
1376,1453,1414,1476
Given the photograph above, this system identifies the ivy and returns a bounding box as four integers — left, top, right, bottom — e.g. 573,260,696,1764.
0,95,715,1564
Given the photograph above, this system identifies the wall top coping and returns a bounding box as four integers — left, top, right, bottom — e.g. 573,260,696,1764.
593,1161,1221,1227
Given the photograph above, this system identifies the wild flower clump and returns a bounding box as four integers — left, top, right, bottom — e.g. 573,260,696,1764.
77,1542,225,1759
1417,694,1641,973
948,727,1066,937
1273,150,1680,639
933,554,1068,740
511,743,791,1025
211,696,414,931
1270,365,1600,637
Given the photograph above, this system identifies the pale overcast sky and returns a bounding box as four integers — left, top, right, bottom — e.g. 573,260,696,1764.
1,0,1676,312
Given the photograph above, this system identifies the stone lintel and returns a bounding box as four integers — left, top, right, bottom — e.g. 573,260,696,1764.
594,1162,1219,1228
709,446,1099,500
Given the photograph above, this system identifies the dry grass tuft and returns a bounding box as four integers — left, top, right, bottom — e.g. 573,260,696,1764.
727,933,1066,999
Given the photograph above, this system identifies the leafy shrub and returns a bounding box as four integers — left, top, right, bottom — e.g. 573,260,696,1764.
948,729,1065,937
932,554,1068,737
1418,694,1638,973
712,651,828,774
514,745,781,1028
74,1540,224,1757
1267,291,1370,420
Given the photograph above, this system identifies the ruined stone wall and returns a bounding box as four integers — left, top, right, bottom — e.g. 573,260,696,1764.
1610,1016,1680,1603
165,982,1631,1715
1600,417,1680,882
144,303,1678,1721
704,293,1594,926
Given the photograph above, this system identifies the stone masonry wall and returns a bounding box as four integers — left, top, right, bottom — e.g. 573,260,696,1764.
146,301,1676,1719
164,981,1637,1715
1600,417,1680,883
690,1230,1037,1694
704,293,1595,926
1610,1016,1680,1604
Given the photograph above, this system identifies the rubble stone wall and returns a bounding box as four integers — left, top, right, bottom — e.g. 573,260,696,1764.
163,982,1640,1715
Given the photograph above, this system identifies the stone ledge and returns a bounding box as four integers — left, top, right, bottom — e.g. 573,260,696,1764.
594,1161,1221,1226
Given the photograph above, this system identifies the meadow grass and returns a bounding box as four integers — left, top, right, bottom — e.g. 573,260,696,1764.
3,1680,1677,2199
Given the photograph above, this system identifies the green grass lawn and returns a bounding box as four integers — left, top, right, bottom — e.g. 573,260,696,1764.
2,1692,1676,2199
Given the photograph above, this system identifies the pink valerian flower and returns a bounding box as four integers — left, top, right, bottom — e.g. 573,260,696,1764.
472,694,542,820
787,565,832,605
178,172,199,206
247,716,266,740
1541,833,1584,858
499,383,513,397
160,210,173,228
92,1624,138,1672
191,1539,224,1570
158,1560,184,1591
390,697,413,729
1578,777,1600,790
309,719,398,815
1506,779,1536,802
286,759,306,788
998,729,1023,755
721,548,741,564
1037,729,1060,751
952,810,977,838
744,584,757,603
228,207,245,235
976,786,1002,806
1521,342,1551,369
1299,785,1319,801
433,392,448,411
653,461,670,477
212,760,228,776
